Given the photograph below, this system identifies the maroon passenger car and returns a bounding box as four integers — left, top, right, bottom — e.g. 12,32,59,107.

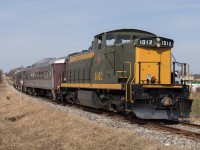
18,57,66,99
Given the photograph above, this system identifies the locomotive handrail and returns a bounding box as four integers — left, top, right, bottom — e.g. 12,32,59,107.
186,63,193,96
172,62,191,87
116,70,127,79
130,76,135,103
123,62,132,102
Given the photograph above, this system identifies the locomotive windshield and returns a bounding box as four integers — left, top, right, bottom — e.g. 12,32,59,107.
106,33,131,46
116,34,131,44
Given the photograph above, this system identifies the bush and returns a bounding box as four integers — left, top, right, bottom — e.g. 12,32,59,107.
191,98,200,116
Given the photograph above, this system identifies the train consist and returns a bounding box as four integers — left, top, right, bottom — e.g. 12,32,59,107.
13,29,192,120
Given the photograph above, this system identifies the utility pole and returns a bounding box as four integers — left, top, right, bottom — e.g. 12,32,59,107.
20,79,23,104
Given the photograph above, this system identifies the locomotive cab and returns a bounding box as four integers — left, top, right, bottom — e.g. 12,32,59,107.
92,29,156,84
92,29,192,120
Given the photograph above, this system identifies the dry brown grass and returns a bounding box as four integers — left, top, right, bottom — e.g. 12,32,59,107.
0,81,181,150
190,95,200,124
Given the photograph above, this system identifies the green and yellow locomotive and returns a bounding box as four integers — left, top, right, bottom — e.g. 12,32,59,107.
59,29,192,120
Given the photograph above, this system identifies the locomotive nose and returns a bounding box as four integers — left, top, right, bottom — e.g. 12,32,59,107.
161,96,173,106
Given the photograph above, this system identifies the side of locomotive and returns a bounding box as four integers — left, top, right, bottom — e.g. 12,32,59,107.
59,29,192,120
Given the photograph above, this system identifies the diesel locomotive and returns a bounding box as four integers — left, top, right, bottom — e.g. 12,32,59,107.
13,29,192,120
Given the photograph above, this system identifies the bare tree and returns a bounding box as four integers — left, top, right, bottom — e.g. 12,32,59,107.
0,69,3,83
7,66,24,77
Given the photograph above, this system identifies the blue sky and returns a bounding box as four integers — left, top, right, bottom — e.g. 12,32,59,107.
0,0,200,73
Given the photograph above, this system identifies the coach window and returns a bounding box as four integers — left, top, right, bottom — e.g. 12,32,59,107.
36,72,39,79
31,73,33,79
44,71,47,79
28,73,31,80
46,71,48,78
49,71,52,78
106,34,115,46
41,72,44,78
47,71,50,79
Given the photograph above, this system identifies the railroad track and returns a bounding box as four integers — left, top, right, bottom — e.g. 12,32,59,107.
143,121,200,141
5,77,200,141
5,76,13,86
178,121,200,129
81,110,200,141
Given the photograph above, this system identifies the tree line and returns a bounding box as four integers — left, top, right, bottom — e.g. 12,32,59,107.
7,66,24,77
0,69,3,83
0,66,24,83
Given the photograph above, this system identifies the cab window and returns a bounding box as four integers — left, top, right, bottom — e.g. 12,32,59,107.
115,34,131,44
97,36,102,49
106,34,115,46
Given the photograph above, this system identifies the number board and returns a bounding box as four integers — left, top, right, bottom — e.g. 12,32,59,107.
136,37,174,48
138,38,155,47
160,38,173,47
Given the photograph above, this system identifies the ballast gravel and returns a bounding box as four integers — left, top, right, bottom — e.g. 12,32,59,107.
30,97,200,149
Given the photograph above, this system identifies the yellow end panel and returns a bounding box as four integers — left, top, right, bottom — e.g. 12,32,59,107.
135,47,171,84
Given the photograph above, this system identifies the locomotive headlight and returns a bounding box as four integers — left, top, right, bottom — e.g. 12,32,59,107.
156,42,161,47
161,96,173,106
156,37,161,42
